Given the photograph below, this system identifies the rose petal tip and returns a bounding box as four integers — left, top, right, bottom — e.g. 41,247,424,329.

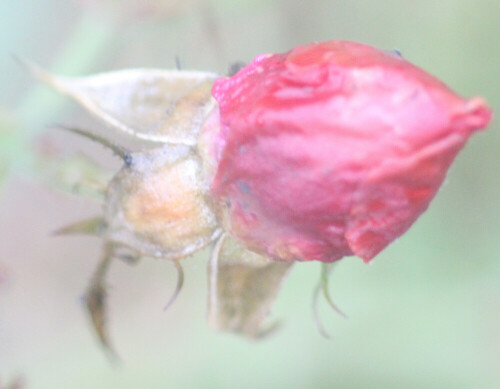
462,97,493,131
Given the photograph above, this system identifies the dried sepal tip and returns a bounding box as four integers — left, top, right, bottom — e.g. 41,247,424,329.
312,263,346,339
207,234,293,338
163,260,184,311
84,242,120,362
19,56,218,145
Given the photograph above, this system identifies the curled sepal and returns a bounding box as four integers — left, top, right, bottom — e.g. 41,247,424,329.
84,242,119,362
312,263,346,339
21,58,217,145
50,125,130,162
163,260,184,311
207,234,293,338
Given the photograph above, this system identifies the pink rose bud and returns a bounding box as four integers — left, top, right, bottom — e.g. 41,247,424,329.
200,40,492,263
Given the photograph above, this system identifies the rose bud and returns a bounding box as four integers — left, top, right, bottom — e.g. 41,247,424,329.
199,40,492,263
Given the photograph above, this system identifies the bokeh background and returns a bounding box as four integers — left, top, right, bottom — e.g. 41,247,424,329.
1,0,499,388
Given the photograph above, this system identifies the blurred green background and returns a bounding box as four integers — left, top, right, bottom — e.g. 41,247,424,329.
1,0,499,388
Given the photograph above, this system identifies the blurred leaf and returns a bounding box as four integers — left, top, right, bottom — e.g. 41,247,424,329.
208,234,293,337
53,217,105,236
0,160,7,186
20,59,218,145
35,147,112,199
0,109,19,186
75,0,198,21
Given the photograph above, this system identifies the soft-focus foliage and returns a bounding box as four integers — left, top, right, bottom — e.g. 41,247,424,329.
0,110,17,187
75,0,198,21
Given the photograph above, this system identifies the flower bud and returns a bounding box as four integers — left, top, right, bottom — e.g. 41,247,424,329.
200,40,492,263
